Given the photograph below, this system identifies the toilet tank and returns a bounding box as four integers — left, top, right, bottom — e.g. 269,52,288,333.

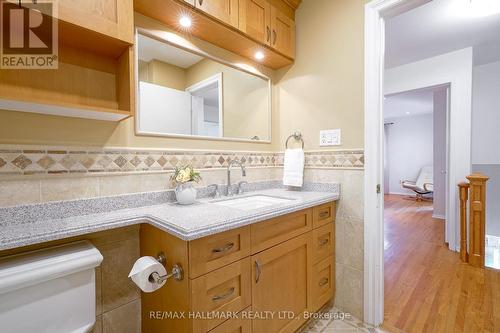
0,241,103,333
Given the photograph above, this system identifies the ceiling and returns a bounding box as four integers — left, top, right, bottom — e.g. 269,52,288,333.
384,89,435,120
138,34,203,68
385,0,500,68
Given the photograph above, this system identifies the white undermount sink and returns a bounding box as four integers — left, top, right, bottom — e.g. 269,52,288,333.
211,195,294,211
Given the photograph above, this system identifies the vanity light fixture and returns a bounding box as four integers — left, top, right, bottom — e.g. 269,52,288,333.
179,15,192,28
254,51,265,60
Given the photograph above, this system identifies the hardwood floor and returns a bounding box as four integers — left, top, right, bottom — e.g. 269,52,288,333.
383,195,500,333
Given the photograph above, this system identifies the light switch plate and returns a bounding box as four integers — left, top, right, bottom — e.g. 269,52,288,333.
319,129,341,146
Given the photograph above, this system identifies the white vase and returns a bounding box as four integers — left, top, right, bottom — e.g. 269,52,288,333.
175,181,197,205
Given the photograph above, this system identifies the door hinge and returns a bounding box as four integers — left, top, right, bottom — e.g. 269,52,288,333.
376,184,381,194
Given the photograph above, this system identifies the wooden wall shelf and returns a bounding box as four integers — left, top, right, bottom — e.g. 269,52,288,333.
0,0,134,122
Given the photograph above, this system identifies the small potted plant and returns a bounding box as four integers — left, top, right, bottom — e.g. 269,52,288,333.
171,165,201,205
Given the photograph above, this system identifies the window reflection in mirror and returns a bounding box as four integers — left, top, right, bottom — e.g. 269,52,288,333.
137,33,271,141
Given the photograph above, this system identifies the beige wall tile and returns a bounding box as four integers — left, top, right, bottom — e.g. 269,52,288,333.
102,299,141,333
334,218,345,266
95,266,102,316
91,316,102,333
40,177,99,202
334,263,344,310
98,238,141,312
99,173,174,196
0,179,40,207
342,266,363,319
342,218,364,271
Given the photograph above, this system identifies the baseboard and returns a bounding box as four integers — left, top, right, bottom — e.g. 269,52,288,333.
432,214,445,220
388,192,412,196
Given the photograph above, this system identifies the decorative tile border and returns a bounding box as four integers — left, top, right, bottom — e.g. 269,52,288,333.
0,145,364,176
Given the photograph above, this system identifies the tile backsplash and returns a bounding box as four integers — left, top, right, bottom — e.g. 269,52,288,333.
0,145,364,176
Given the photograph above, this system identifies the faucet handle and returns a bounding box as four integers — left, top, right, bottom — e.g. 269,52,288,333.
207,184,220,198
237,181,248,195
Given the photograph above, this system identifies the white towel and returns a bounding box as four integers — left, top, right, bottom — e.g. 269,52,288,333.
283,148,305,187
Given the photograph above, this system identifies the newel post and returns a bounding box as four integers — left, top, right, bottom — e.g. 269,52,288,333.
466,174,489,268
458,182,470,262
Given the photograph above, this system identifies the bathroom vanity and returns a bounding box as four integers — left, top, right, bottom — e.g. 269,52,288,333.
140,200,336,333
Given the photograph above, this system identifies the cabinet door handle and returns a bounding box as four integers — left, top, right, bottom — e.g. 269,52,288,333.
319,238,329,246
198,0,203,6
212,287,235,301
266,26,271,42
212,242,234,253
319,277,329,287
319,210,330,219
272,29,277,45
255,260,262,283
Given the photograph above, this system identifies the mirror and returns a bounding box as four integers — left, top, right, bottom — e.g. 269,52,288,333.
136,33,271,142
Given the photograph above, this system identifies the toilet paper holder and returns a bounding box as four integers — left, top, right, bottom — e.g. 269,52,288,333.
149,252,183,284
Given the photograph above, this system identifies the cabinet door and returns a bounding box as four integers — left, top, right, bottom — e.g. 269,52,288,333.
238,0,271,45
195,0,239,28
251,233,312,333
58,0,134,43
270,6,295,58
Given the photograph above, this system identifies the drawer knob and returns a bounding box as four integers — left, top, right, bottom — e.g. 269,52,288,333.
319,277,329,287
319,211,330,219
212,242,235,253
212,287,235,301
319,238,329,246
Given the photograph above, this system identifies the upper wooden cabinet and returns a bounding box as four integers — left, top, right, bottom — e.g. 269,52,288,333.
239,0,295,58
58,0,134,44
270,5,295,58
239,0,271,44
134,0,300,69
195,0,239,28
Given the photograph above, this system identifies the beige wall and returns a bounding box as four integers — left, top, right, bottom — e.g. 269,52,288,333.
145,59,187,90
276,0,364,150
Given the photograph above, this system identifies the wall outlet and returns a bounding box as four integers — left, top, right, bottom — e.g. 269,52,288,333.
319,129,341,146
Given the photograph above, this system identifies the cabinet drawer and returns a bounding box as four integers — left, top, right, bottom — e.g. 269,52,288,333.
311,256,335,312
251,208,312,254
189,226,250,278
208,307,252,333
312,223,334,263
313,202,335,228
191,258,251,332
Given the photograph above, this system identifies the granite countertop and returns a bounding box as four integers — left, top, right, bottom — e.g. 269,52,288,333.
0,185,339,251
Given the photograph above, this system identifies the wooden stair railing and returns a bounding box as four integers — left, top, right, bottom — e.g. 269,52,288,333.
458,182,470,263
458,174,489,267
467,174,489,267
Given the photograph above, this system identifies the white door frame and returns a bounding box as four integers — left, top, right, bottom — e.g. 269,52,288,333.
364,0,435,326
186,73,224,138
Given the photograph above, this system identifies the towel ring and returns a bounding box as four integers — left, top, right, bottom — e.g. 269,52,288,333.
285,131,304,149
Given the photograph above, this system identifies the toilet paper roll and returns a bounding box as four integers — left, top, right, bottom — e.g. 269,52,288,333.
128,256,167,293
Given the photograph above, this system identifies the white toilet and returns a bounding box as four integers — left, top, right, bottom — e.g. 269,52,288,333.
0,240,103,333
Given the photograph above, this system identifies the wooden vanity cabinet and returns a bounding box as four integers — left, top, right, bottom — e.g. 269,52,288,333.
140,201,335,333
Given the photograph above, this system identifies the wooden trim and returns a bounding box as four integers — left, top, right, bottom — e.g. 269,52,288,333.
466,174,489,268
458,182,470,262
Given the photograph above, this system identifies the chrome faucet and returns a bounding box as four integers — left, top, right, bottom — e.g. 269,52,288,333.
227,160,246,196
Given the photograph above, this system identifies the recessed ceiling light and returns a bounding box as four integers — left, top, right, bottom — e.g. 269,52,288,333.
406,111,411,115
254,51,265,60
179,15,192,28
